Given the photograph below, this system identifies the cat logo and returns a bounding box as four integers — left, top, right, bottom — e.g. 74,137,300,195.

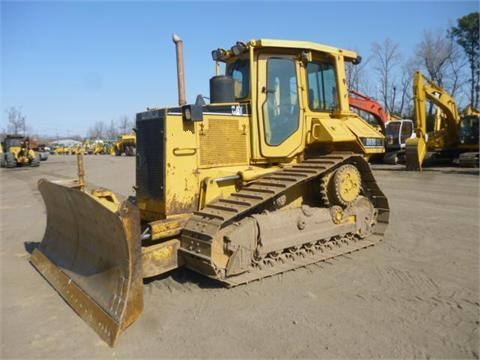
231,105,243,116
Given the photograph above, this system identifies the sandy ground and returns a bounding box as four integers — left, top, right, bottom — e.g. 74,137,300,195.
0,155,478,359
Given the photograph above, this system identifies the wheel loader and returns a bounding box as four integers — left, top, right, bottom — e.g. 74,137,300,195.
93,140,107,155
30,36,390,346
110,134,136,156
1,135,40,168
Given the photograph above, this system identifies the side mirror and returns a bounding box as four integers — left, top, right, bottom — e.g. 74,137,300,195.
352,55,362,65
182,104,204,122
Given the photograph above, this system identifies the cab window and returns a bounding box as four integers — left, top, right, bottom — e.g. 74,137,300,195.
263,58,299,146
227,59,250,99
400,121,413,143
307,61,338,111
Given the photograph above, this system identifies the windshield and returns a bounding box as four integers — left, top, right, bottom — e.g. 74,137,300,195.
459,115,479,144
386,122,401,138
4,138,23,148
227,59,250,100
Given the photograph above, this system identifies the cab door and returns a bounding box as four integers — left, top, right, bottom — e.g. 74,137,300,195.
256,54,304,158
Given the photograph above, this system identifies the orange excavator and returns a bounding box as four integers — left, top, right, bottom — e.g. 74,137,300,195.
348,89,389,133
348,89,415,164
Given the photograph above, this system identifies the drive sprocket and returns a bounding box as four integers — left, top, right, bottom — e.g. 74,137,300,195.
321,164,362,207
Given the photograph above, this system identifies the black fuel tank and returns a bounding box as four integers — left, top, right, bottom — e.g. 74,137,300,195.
210,75,235,104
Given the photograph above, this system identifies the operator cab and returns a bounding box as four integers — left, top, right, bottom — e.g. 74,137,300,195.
458,115,479,145
206,39,382,160
3,136,24,151
385,120,415,151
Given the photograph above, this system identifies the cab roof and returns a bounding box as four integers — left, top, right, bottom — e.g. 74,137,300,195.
249,38,359,62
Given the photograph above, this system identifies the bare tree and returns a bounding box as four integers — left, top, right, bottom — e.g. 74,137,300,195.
106,119,118,139
117,115,133,135
6,107,27,135
87,121,106,139
371,39,402,114
415,29,469,104
445,51,468,101
346,56,371,93
415,30,453,87
395,58,418,117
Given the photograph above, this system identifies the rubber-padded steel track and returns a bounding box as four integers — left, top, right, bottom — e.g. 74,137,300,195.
181,152,390,285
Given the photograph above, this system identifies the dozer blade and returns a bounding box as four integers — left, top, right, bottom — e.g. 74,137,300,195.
30,179,143,346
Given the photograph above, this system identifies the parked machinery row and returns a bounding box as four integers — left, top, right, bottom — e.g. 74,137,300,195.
348,89,415,165
49,134,136,157
349,72,479,169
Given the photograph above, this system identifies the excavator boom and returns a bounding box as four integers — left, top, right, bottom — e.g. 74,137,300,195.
348,89,389,133
406,71,462,170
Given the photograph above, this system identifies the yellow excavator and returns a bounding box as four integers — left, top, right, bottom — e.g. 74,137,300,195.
30,36,390,346
405,71,479,170
457,105,480,167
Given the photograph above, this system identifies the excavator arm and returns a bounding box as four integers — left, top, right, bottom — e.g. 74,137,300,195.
406,71,461,170
348,89,389,133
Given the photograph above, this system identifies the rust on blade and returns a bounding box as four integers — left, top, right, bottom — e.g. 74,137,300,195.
30,179,144,346
30,249,121,345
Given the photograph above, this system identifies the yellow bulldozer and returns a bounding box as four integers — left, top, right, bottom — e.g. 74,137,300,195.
30,36,390,346
1,135,40,168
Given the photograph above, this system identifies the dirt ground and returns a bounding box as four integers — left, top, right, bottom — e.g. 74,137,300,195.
0,155,478,359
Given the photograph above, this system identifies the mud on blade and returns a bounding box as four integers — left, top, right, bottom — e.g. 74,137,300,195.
30,179,143,346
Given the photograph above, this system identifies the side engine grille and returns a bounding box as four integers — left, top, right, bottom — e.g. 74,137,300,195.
199,117,248,167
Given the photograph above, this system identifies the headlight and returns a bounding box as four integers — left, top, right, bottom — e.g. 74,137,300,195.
211,48,229,61
231,41,247,56
360,137,384,147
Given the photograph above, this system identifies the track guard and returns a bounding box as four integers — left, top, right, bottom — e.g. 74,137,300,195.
30,179,143,346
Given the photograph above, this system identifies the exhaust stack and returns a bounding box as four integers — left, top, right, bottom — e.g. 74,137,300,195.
172,34,186,106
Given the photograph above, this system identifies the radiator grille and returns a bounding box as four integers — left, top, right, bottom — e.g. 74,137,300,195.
199,117,248,167
136,112,165,200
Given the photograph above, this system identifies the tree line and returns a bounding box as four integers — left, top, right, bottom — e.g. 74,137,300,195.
3,12,478,137
85,116,134,140
5,107,27,135
347,12,479,117
2,108,134,142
